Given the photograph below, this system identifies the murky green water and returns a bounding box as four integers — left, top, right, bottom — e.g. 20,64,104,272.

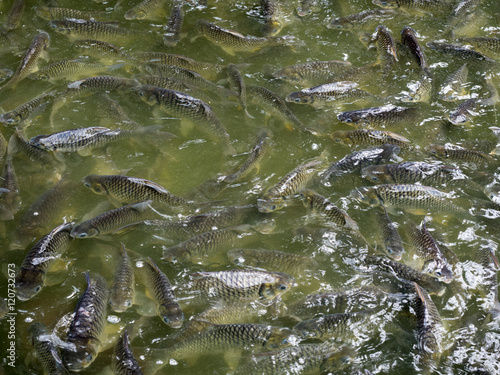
2,0,500,374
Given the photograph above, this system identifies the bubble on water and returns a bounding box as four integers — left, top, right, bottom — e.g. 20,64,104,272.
107,315,120,324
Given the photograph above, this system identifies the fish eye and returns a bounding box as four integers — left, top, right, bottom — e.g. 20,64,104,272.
278,284,288,291
345,118,352,123
435,270,442,277
269,205,277,211
294,97,301,103
163,316,170,324
34,286,41,293
83,182,91,188
78,232,88,239
370,176,378,181
85,354,93,363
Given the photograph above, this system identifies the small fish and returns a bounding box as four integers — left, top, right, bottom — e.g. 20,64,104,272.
139,257,184,328
61,272,109,371
412,282,443,359
5,0,25,31
296,0,316,16
196,19,285,56
162,225,252,262
272,60,353,83
227,248,318,275
82,174,194,207
373,25,398,71
373,0,450,11
28,322,67,375
0,156,20,221
399,74,432,103
458,36,500,57
0,90,56,125
8,129,62,171
439,63,469,101
261,0,284,36
322,144,400,180
190,269,294,302
163,1,184,47
293,311,367,339
0,68,13,83
1,32,50,90
34,6,104,21
70,200,153,238
365,255,445,294
351,184,467,215
375,207,405,260
286,81,372,106
330,129,410,148
110,244,135,313
226,63,253,118
337,104,417,128
401,26,429,73
328,9,396,29
426,41,493,61
474,242,500,312
73,39,139,66
15,222,74,301
426,144,494,165
49,19,135,42
112,328,143,375
28,59,112,81
408,219,454,283
300,189,359,230
258,158,324,213
124,0,167,20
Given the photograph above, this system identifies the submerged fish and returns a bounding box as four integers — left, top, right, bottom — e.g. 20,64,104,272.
337,104,417,128
328,9,396,29
34,6,104,21
272,60,353,83
426,41,493,61
438,63,469,101
28,322,67,375
293,311,367,339
15,222,74,301
375,207,405,260
330,129,410,148
374,0,451,11
286,81,372,106
5,0,25,31
0,90,56,125
61,272,109,371
373,25,398,70
73,39,139,66
110,244,135,313
28,59,112,81
124,0,167,20
0,157,20,221
427,144,494,165
457,37,500,56
49,19,135,42
112,328,143,375
261,0,284,36
400,74,432,103
163,1,184,46
296,0,316,16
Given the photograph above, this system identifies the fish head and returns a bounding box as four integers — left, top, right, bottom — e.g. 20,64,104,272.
82,175,108,195
33,6,52,20
434,264,454,284
321,346,358,372
70,224,99,239
109,289,134,313
337,112,359,124
329,131,350,145
372,0,399,9
15,268,45,301
124,9,147,20
484,185,500,204
257,197,285,213
158,303,184,328
132,85,158,105
49,20,69,35
226,249,246,265
293,318,320,339
265,327,298,349
262,20,283,37
361,165,392,183
285,91,314,104
350,187,382,206
426,144,446,159
449,111,469,126
61,338,100,371
272,67,300,80
0,112,21,125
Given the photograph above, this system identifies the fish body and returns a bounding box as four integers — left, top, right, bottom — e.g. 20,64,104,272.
330,129,410,148
15,222,74,301
328,9,396,29
70,200,152,238
74,39,139,66
1,32,50,90
426,41,492,61
227,63,252,118
401,26,429,72
5,0,25,30
300,189,359,230
261,0,283,36
9,129,60,170
61,272,109,371
110,244,135,313
28,322,67,375
474,242,500,312
286,81,372,106
196,19,284,55
272,60,353,83
373,25,398,70
258,158,324,213
293,311,366,339
0,157,20,221
140,257,183,328
49,19,135,42
112,329,143,375
0,90,55,125
34,6,103,21
375,207,404,260
438,63,468,101
59,75,138,99
29,60,110,81
408,220,454,282
400,74,432,102
365,255,445,294
458,37,500,56
136,52,220,79
163,2,184,46
82,174,192,207
351,184,466,215
190,269,294,301
426,144,494,164
337,104,417,128
373,0,450,11
124,0,167,20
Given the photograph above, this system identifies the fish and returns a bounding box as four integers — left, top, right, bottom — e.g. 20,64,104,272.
190,269,295,302
15,222,74,301
400,26,429,74
196,19,285,56
70,200,153,238
7,129,62,170
28,322,67,375
426,41,493,61
261,0,283,36
61,272,109,371
5,0,25,31
328,9,396,29
110,244,135,313
372,25,398,71
412,282,443,359
0,90,56,125
82,174,194,207
337,104,417,128
457,37,500,57
0,156,20,221
162,224,252,262
95,94,144,131
322,144,400,181
375,207,405,260
131,74,208,101
227,248,318,275
484,185,500,205
408,219,454,283
373,0,451,11
272,60,353,83
163,1,184,47
112,328,143,375
28,59,113,81
73,39,139,66
329,129,410,148
133,85,231,145
258,158,324,213
226,63,253,118
34,6,105,21
286,81,373,106
399,74,432,103
296,0,316,16
426,144,495,164
233,343,355,375
300,189,359,230
474,242,500,313
49,19,136,42
365,255,445,294
0,32,50,90
438,63,469,101
0,68,13,82
139,257,184,328
124,0,167,20
293,311,367,339
351,184,467,215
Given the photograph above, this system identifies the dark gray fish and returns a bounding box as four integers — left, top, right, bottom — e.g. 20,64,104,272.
28,322,67,375
163,1,184,47
286,81,372,106
110,244,135,313
330,129,410,148
337,104,417,128
70,200,153,238
401,26,429,73
5,0,25,31
293,311,367,339
323,144,400,181
139,257,184,328
0,90,56,125
61,272,109,371
15,222,74,301
426,41,493,61
373,25,398,71
0,156,20,221
375,207,405,260
227,63,253,118
457,37,500,56
112,328,143,375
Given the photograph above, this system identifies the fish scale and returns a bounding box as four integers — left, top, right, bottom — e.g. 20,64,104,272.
0,90,56,125
373,25,398,70
330,129,410,148
337,105,417,128
293,311,367,339
458,37,500,56
50,19,135,42
375,207,404,260
272,60,353,82
29,60,109,81
401,26,429,73
164,2,184,46
110,244,135,313
112,329,143,375
34,6,103,21
439,63,468,101
28,323,67,375
286,81,372,105
426,144,494,164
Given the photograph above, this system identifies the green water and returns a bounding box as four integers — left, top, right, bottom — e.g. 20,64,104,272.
1,0,500,374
